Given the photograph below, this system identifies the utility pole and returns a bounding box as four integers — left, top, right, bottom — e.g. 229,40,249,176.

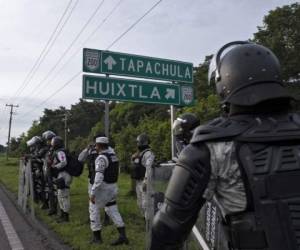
61,111,70,150
6,104,19,160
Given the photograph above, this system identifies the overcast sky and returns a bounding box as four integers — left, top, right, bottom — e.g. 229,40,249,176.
0,0,296,144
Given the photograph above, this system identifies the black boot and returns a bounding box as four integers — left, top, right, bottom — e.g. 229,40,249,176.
111,227,129,246
90,230,102,244
57,210,69,223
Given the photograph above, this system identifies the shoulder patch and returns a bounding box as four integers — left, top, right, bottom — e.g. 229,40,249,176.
57,151,67,162
95,155,108,172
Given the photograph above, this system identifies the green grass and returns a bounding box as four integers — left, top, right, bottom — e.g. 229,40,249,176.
0,156,20,194
0,156,146,250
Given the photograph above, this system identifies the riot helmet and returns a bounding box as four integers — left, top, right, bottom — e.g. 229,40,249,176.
136,133,150,150
42,130,56,141
208,41,292,106
173,113,200,143
26,136,42,148
51,136,64,150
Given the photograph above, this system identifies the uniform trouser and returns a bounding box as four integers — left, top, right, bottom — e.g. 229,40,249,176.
136,180,146,217
57,171,72,213
88,183,125,232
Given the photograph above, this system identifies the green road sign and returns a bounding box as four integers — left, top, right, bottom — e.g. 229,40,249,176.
83,48,193,83
82,75,194,106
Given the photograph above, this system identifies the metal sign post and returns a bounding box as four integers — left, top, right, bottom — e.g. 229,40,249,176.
170,105,176,160
104,100,109,137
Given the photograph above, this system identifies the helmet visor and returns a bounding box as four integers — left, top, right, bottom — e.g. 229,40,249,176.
172,118,184,136
208,54,218,86
208,41,252,86
26,138,35,147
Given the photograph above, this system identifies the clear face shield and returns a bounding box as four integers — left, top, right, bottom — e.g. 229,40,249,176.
26,138,35,148
26,136,41,148
208,41,251,87
208,53,219,87
172,118,184,138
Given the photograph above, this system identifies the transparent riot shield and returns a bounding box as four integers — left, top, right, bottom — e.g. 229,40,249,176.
145,162,174,250
145,162,206,250
17,159,35,218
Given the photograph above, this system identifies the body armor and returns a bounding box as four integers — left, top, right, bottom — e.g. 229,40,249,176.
151,113,300,250
101,152,119,184
131,149,149,180
193,113,300,250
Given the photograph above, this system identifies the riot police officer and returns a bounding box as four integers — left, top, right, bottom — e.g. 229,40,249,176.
50,136,72,223
151,41,298,250
88,135,129,245
26,136,45,204
131,133,155,219
172,113,200,156
42,130,57,215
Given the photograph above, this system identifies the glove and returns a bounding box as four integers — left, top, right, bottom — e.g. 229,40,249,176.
142,182,147,192
90,195,96,204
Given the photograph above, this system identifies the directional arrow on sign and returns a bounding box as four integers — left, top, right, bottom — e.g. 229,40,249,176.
103,55,116,70
165,88,175,99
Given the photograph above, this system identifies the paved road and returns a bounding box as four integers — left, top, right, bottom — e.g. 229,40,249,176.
0,185,68,250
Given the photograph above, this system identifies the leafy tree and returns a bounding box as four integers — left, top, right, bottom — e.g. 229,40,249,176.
110,103,169,133
253,3,300,81
193,55,215,100
183,94,221,123
253,2,300,108
68,136,90,154
112,117,171,171
68,99,105,138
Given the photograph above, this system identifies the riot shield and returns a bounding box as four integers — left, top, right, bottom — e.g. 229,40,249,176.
17,159,35,218
146,162,208,250
145,162,174,250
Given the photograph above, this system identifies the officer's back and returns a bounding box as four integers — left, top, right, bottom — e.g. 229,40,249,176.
150,41,300,250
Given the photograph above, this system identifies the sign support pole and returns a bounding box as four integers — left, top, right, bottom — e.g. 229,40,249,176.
104,74,110,137
105,101,109,137
170,105,176,160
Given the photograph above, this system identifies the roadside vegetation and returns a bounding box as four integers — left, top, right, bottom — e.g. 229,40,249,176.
0,155,145,250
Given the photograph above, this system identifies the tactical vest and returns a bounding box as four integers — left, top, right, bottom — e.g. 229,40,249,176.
87,150,98,184
131,149,149,180
191,113,300,250
101,152,119,184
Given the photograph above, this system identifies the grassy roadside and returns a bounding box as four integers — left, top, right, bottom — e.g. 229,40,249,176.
0,156,146,250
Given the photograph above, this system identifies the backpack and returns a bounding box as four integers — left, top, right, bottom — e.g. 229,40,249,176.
65,151,84,177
